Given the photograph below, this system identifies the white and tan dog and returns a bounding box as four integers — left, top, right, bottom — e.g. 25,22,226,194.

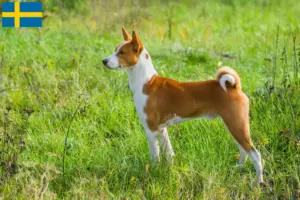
102,27,263,184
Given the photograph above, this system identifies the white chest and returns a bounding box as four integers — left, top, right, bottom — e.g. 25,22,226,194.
126,48,157,127
133,90,148,122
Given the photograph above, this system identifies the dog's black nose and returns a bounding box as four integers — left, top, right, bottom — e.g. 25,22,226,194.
102,59,108,65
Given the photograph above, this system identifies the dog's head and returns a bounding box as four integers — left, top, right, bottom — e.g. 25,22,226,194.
102,27,144,69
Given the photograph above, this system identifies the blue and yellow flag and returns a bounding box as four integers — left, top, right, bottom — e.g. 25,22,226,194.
2,2,42,28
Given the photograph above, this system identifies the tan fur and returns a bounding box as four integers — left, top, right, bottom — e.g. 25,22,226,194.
116,31,144,68
122,26,132,41
216,66,242,91
143,71,254,151
103,27,263,184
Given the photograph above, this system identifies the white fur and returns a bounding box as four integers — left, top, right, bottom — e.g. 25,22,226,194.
157,128,174,162
125,49,161,162
105,46,160,162
159,116,185,128
106,54,119,69
144,127,174,163
159,114,217,129
105,42,128,69
127,49,157,123
219,74,235,92
105,47,157,125
127,49,157,93
225,122,263,184
145,127,160,163
234,140,248,167
248,149,263,184
104,44,264,184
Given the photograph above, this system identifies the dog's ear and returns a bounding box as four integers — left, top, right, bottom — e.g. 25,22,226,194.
132,31,143,52
121,26,132,41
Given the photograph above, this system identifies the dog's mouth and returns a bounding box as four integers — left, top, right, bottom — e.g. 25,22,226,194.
102,58,123,70
104,64,121,70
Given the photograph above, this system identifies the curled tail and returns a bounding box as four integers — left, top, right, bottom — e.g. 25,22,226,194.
216,67,241,92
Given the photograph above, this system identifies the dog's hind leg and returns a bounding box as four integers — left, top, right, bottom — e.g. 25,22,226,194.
223,116,263,184
157,127,175,164
221,97,263,184
234,140,248,167
248,148,263,184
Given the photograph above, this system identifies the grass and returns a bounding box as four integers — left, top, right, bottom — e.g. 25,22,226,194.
0,0,300,199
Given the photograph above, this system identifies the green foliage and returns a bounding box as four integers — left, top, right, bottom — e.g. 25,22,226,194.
42,0,88,13
0,0,300,199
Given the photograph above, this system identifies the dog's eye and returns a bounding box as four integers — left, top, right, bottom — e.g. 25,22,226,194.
119,49,125,55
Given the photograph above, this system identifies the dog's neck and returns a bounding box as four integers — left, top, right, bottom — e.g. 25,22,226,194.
127,48,158,93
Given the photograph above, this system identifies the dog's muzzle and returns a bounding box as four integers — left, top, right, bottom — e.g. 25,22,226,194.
102,58,109,66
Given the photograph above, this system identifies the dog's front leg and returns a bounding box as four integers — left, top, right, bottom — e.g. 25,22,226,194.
145,128,160,164
157,127,175,164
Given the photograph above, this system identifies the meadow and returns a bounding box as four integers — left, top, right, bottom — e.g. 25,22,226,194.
0,0,299,199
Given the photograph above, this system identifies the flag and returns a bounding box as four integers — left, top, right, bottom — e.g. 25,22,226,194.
2,2,42,28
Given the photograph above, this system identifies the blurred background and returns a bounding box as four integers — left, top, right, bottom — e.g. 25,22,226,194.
0,0,299,199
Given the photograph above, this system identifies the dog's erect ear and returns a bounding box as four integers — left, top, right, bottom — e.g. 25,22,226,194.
121,26,132,41
132,31,143,52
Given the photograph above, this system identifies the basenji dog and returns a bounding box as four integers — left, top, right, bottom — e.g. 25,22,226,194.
102,27,263,184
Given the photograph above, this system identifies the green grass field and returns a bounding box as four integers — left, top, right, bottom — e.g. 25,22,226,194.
0,0,299,199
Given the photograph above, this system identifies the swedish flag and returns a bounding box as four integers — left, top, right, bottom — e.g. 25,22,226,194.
2,2,42,28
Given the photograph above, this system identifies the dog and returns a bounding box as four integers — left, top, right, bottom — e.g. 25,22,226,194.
102,27,263,184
